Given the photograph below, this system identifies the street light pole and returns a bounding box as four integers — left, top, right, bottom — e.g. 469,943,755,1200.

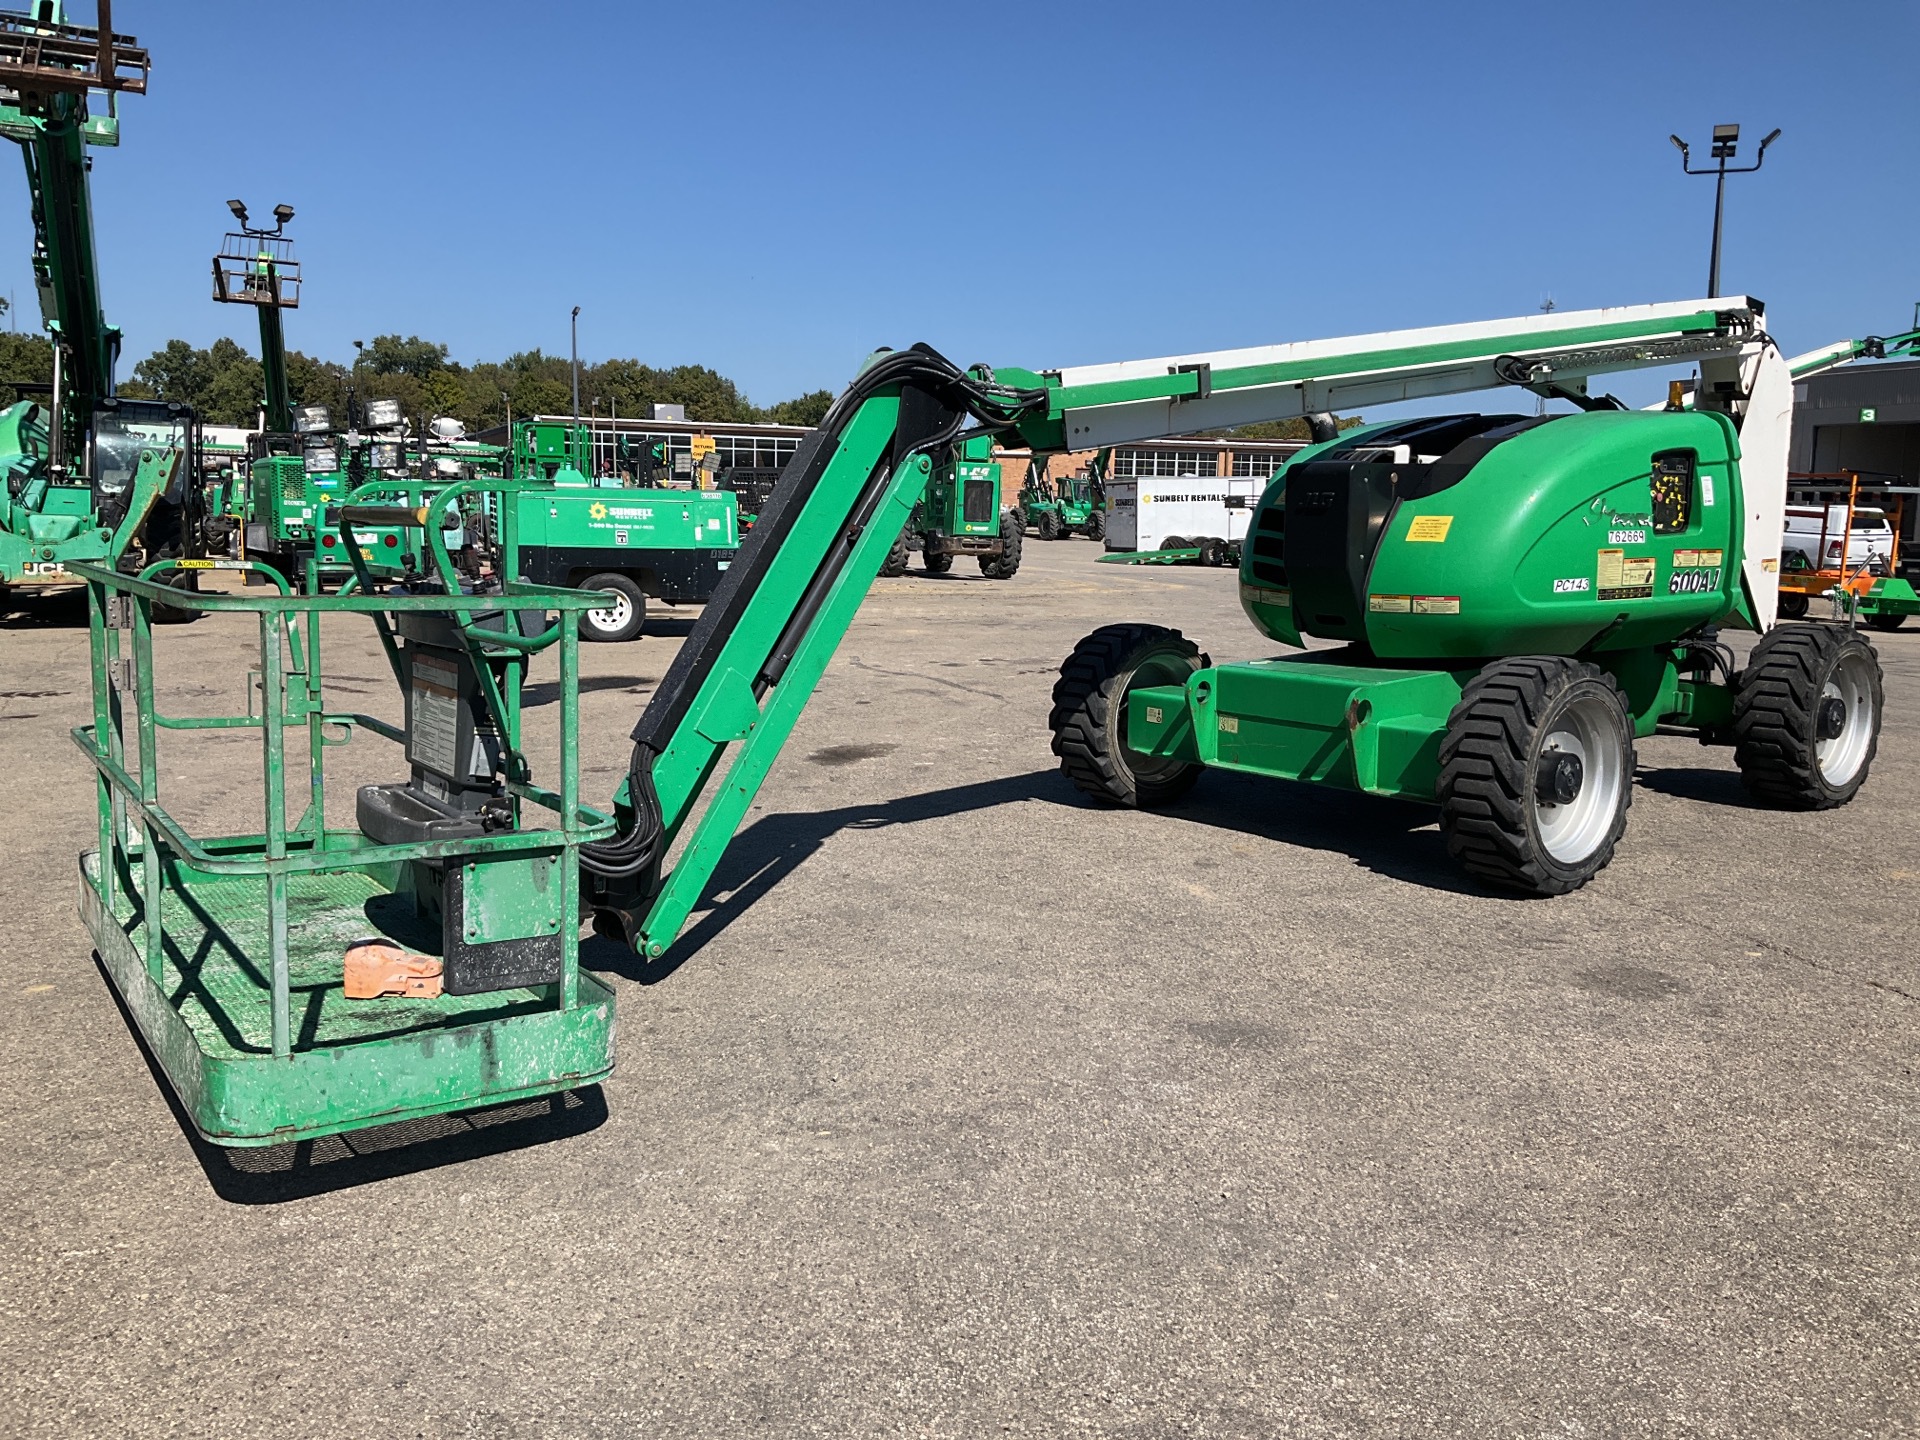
570,304,582,470
1670,123,1780,298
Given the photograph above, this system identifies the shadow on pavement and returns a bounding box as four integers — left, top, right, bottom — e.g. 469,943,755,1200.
583,764,1485,986
0,586,89,629
93,955,608,1205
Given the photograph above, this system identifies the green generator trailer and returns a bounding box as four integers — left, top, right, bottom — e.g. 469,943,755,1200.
508,473,740,641
880,434,1021,578
79,297,1894,1149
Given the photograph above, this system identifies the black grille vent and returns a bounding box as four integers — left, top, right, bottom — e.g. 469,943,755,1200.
962,478,994,524
1249,502,1287,588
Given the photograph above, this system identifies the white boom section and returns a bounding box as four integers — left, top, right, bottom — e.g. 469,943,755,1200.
1046,295,1788,628
1051,297,1762,447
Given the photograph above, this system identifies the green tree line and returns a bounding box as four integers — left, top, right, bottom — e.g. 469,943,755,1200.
0,326,837,431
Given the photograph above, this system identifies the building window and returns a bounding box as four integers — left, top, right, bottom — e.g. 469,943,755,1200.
1113,447,1215,478
1230,451,1290,477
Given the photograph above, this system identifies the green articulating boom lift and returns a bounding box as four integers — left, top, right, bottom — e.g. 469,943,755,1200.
1017,448,1107,541
77,294,1886,1147
0,3,189,601
879,433,1022,579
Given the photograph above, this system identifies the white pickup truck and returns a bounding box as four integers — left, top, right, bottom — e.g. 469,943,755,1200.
1781,503,1897,575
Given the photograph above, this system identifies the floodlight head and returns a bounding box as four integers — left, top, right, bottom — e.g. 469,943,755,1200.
1712,123,1739,143
1759,127,1782,153
272,203,294,226
1669,134,1687,153
363,397,404,430
226,198,248,223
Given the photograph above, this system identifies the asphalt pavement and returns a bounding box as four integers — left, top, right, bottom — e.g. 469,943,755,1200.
1,539,1915,1437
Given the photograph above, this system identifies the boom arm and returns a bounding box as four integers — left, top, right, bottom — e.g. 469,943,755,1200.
586,299,1785,956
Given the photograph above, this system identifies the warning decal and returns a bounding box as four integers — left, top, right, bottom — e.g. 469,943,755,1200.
1597,548,1655,601
1411,595,1461,615
1368,594,1412,613
1406,515,1453,543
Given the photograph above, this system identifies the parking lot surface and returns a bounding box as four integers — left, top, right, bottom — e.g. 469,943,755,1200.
2,540,1916,1437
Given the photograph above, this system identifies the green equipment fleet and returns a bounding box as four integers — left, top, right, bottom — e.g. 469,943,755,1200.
1016,449,1106,541
0,8,185,602
73,271,1901,1149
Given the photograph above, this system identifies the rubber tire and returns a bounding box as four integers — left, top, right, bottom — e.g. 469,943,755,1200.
922,548,953,575
979,511,1023,579
578,573,646,642
1437,656,1634,896
880,532,910,578
1777,592,1809,620
1163,536,1190,552
1037,508,1064,541
1050,623,1208,808
1732,623,1883,810
1084,509,1106,542
1866,612,1907,633
150,570,203,625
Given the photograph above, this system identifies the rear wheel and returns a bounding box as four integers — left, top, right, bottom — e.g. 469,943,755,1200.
1438,656,1633,896
879,532,910,578
1084,509,1106,542
1037,508,1063,541
1050,623,1207,807
1866,611,1907,632
979,511,1023,579
921,548,953,575
1777,592,1809,620
1732,623,1882,809
578,572,646,642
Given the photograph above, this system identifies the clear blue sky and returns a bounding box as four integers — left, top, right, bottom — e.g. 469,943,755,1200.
14,0,1917,411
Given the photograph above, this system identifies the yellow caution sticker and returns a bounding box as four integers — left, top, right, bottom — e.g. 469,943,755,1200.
1406,514,1453,542
1761,557,1779,573
1412,595,1461,615
1368,594,1412,613
1673,548,1724,568
1245,585,1291,608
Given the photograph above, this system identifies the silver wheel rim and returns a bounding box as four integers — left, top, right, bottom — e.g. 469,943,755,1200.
1534,693,1626,864
586,592,632,633
1817,650,1874,785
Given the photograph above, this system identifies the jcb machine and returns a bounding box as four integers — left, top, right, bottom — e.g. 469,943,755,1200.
0,3,185,599
879,434,1022,578
76,295,1883,1147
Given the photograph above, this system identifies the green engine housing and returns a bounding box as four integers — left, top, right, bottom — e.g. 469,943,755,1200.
1239,409,1750,659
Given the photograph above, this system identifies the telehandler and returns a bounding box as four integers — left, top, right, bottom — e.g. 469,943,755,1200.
0,3,185,600
74,284,1886,1147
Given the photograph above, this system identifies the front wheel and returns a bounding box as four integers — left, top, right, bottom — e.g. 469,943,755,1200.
1438,657,1633,896
921,547,953,575
1037,508,1063,541
979,510,1023,579
1050,623,1207,808
1777,592,1809,620
1866,611,1907,633
578,572,647,642
1084,509,1106,542
1733,623,1882,809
